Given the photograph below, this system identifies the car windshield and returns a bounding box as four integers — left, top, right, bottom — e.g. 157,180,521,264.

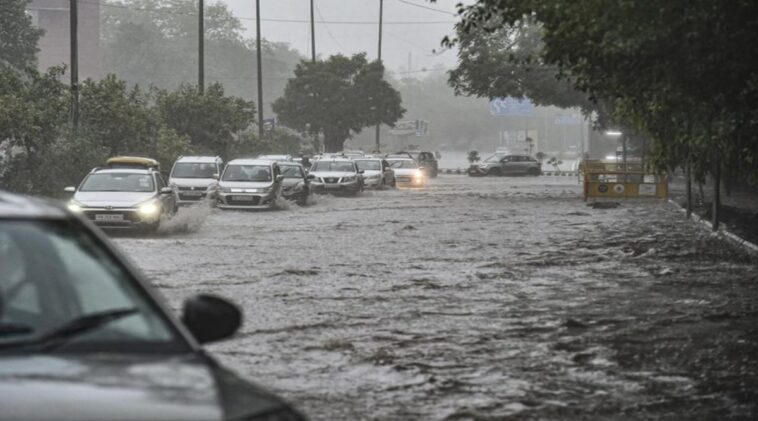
222,165,272,182
312,161,355,172
0,220,183,353
171,162,217,178
355,160,381,171
280,165,304,178
79,173,154,192
485,154,506,163
388,160,418,169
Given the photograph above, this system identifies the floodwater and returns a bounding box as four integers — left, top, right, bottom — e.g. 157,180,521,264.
116,175,758,420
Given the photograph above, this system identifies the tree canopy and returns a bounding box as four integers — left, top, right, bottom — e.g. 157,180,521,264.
0,0,44,69
273,54,405,152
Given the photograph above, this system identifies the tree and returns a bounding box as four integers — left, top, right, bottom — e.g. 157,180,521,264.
467,150,480,163
273,54,405,152
0,0,44,69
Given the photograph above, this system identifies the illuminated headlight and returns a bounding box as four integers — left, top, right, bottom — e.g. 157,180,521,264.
138,201,161,216
342,176,357,182
414,170,424,179
67,200,84,213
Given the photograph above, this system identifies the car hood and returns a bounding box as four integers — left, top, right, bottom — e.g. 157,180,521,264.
361,170,382,177
73,192,156,208
393,168,420,176
0,354,291,421
217,181,274,189
310,171,356,178
169,178,216,188
281,178,304,187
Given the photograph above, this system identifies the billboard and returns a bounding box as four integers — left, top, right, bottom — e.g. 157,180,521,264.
489,97,534,116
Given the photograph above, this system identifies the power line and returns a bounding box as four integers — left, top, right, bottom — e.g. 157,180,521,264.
395,0,457,17
314,1,347,52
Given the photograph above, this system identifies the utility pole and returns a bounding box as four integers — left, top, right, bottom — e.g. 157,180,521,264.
69,0,79,130
198,0,204,93
310,0,319,152
374,0,384,153
256,0,264,142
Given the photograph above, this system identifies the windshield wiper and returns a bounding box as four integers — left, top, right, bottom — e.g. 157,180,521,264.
0,308,138,352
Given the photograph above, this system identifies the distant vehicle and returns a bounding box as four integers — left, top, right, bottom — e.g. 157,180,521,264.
354,158,395,189
468,154,542,177
308,158,364,195
169,156,223,205
415,151,438,178
0,191,305,421
279,162,314,205
212,159,283,210
257,154,293,162
65,159,177,233
386,158,426,187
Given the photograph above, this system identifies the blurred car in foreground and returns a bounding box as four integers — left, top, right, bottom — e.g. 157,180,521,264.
387,158,426,187
213,159,283,210
169,156,223,205
0,191,305,421
354,158,395,189
308,158,364,195
468,154,542,176
65,157,176,233
279,162,314,205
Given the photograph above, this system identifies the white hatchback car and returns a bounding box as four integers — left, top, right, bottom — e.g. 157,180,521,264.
212,159,283,209
354,158,395,189
386,158,426,187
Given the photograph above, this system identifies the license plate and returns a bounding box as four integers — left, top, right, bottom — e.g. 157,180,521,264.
95,214,124,221
183,191,203,196
232,195,254,201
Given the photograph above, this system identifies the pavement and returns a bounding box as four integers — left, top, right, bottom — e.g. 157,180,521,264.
115,175,758,420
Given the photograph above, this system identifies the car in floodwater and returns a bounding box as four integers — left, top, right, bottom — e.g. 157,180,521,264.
0,191,305,421
212,159,283,210
65,157,177,233
386,158,426,187
354,158,395,189
169,156,223,205
279,162,314,205
308,158,364,195
468,154,542,177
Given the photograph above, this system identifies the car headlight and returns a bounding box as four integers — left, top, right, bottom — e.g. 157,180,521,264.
414,170,424,179
342,176,356,182
138,201,161,216
67,200,84,213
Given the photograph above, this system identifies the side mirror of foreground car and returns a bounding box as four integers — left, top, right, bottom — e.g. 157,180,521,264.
159,187,174,195
181,294,242,344
306,174,316,180
64,186,76,193
276,175,284,182
212,173,220,180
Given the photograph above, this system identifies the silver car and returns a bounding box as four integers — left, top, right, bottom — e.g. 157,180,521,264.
168,156,223,205
468,154,542,176
354,158,395,189
308,159,364,195
66,166,177,233
212,159,283,210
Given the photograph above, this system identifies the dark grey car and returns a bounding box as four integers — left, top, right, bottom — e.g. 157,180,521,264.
0,191,305,421
468,154,542,176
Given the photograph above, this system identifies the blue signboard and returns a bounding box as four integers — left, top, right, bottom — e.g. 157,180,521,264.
489,97,534,116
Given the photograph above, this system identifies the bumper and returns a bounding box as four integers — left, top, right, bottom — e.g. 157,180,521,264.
312,181,361,193
395,177,425,187
468,167,488,176
217,192,276,209
176,191,208,205
282,189,307,201
81,209,160,230
363,177,383,188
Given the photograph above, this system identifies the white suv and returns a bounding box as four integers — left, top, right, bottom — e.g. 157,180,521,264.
169,156,223,205
308,158,364,195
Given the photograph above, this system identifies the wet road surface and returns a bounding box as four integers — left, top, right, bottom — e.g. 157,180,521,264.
116,175,758,420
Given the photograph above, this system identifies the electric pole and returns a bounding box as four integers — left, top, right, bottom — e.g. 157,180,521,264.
310,0,319,152
198,0,204,93
70,0,79,130
256,0,264,142
374,0,384,153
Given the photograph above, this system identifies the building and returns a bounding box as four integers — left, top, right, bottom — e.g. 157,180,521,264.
26,0,100,80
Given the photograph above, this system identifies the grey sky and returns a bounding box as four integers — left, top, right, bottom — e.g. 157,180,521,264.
219,0,469,76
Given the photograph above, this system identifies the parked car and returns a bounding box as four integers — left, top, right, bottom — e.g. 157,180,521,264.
279,162,314,205
308,158,364,195
468,154,542,176
169,156,223,205
386,158,426,187
65,157,177,233
354,158,395,189
212,159,283,210
0,191,305,421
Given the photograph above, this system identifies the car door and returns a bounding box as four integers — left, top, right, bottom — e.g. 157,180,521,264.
500,156,518,175
382,160,394,184
155,174,175,213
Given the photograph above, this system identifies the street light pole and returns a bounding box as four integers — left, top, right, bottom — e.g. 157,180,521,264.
69,0,79,130
198,0,204,93
255,0,264,142
374,0,384,153
310,0,319,152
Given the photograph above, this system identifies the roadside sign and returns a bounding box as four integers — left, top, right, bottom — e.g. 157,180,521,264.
490,97,534,116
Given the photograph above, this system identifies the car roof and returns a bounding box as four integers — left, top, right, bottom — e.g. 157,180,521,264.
227,159,276,166
0,191,68,219
175,156,221,163
92,168,151,174
278,161,303,166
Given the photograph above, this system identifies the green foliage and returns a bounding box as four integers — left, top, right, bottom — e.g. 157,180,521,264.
535,151,546,162
467,150,480,163
273,54,405,152
0,0,44,69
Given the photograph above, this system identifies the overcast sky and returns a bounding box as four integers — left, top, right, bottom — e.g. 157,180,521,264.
219,0,470,77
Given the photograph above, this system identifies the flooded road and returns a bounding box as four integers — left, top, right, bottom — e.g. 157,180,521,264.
116,175,758,420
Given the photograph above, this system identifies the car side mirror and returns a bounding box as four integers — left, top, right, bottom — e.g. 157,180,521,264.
212,173,219,180
64,186,76,193
306,174,316,180
276,175,284,182
181,294,242,344
159,187,173,195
